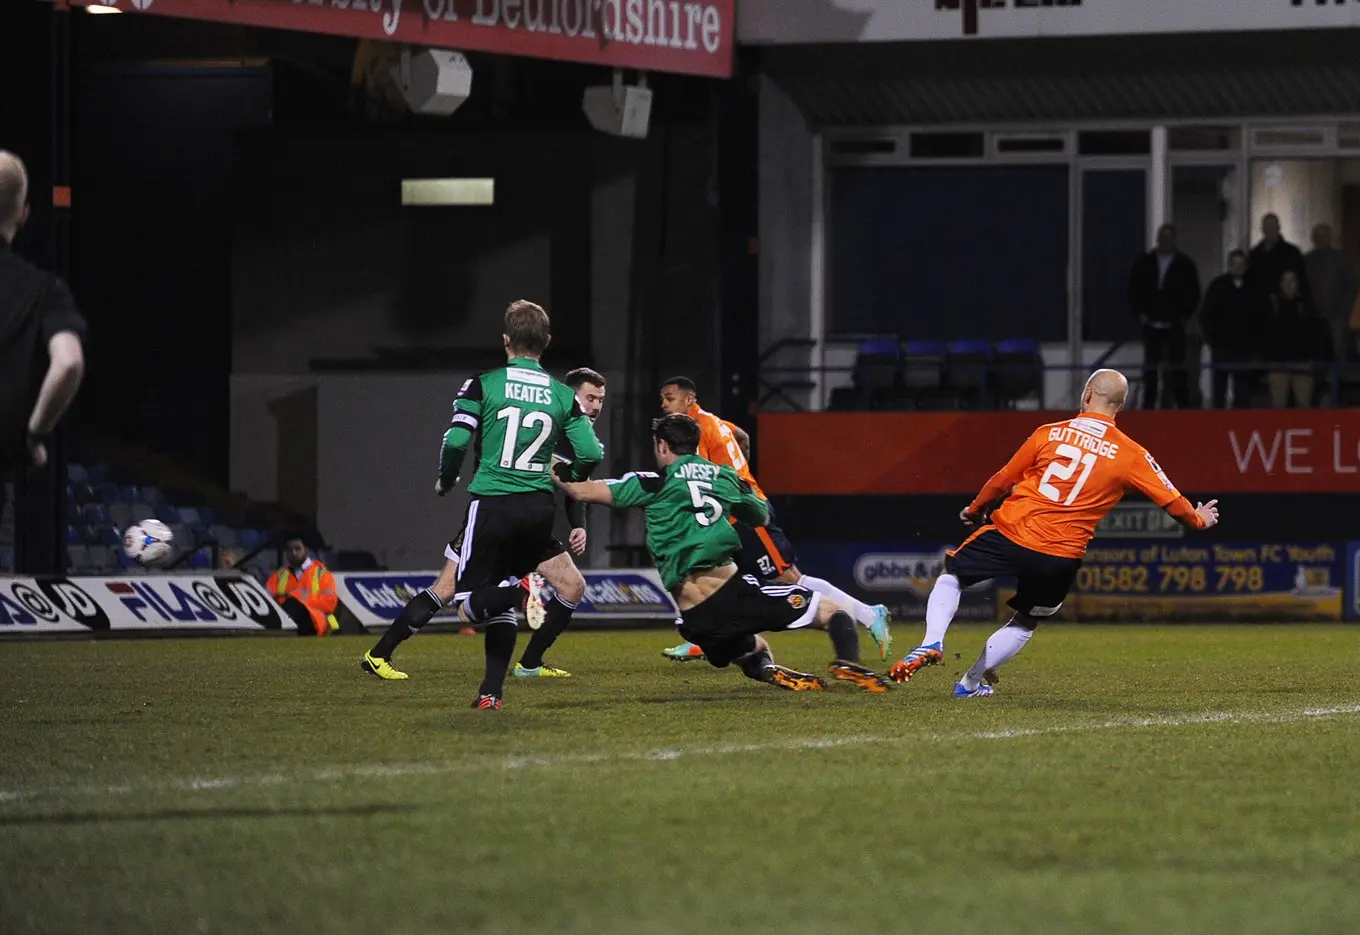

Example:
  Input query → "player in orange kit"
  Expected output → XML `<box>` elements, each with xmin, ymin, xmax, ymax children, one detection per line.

<box><xmin>890</xmin><ymin>369</ymin><xmax>1220</xmax><ymax>696</ymax></box>
<box><xmin>657</xmin><ymin>376</ymin><xmax>892</xmax><ymax>662</ymax></box>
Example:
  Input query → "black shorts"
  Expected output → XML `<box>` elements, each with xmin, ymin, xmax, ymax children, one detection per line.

<box><xmin>677</xmin><ymin>573</ymin><xmax>820</xmax><ymax>668</ymax></box>
<box><xmin>734</xmin><ymin>502</ymin><xmax>799</xmax><ymax>580</ymax></box>
<box><xmin>945</xmin><ymin>526</ymin><xmax>1080</xmax><ymax>618</ymax></box>
<box><xmin>449</xmin><ymin>492</ymin><xmax>565</xmax><ymax>597</ymax></box>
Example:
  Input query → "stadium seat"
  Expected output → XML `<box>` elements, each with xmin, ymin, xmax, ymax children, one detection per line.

<box><xmin>155</xmin><ymin>504</ymin><xmax>181</xmax><ymax>525</ymax></box>
<box><xmin>66</xmin><ymin>545</ymin><xmax>89</xmax><ymax>572</ymax></box>
<box><xmin>238</xmin><ymin>528</ymin><xmax>265</xmax><ymax>551</ymax></box>
<box><xmin>130</xmin><ymin>503</ymin><xmax>155</xmax><ymax>523</ymax></box>
<box><xmin>96</xmin><ymin>526</ymin><xmax>122</xmax><ymax>546</ymax></box>
<box><xmin>108</xmin><ymin>502</ymin><xmax>134</xmax><ymax>530</ymax></box>
<box><xmin>188</xmin><ymin>548</ymin><xmax>212</xmax><ymax>569</ymax></box>
<box><xmin>72</xmin><ymin>484</ymin><xmax>100</xmax><ymax>506</ymax></box>
<box><xmin>853</xmin><ymin>339</ymin><xmax>902</xmax><ymax>406</ymax></box>
<box><xmin>96</xmin><ymin>481</ymin><xmax>122</xmax><ymax>504</ymax></box>
<box><xmin>946</xmin><ymin>339</ymin><xmax>995</xmax><ymax>408</ymax></box>
<box><xmin>209</xmin><ymin>524</ymin><xmax>240</xmax><ymax>548</ymax></box>
<box><xmin>0</xmin><ymin>546</ymin><xmax>14</xmax><ymax>571</ymax></box>
<box><xmin>141</xmin><ymin>486</ymin><xmax>165</xmax><ymax>505</ymax></box>
<box><xmin>198</xmin><ymin>506</ymin><xmax>219</xmax><ymax>527</ymax></box>
<box><xmin>993</xmin><ymin>338</ymin><xmax>1043</xmax><ymax>408</ymax></box>
<box><xmin>121</xmin><ymin>485</ymin><xmax>144</xmax><ymax>503</ymax></box>
<box><xmin>82</xmin><ymin>504</ymin><xmax>110</xmax><ymax>525</ymax></box>
<box><xmin>900</xmin><ymin>340</ymin><xmax>948</xmax><ymax>406</ymax></box>
<box><xmin>178</xmin><ymin>507</ymin><xmax>201</xmax><ymax>526</ymax></box>
<box><xmin>67</xmin><ymin>463</ymin><xmax>89</xmax><ymax>484</ymax></box>
<box><xmin>89</xmin><ymin>545</ymin><xmax>118</xmax><ymax>571</ymax></box>
<box><xmin>80</xmin><ymin>525</ymin><xmax>104</xmax><ymax>545</ymax></box>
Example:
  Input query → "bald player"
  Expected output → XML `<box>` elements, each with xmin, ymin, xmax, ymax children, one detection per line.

<box><xmin>890</xmin><ymin>369</ymin><xmax>1220</xmax><ymax>696</ymax></box>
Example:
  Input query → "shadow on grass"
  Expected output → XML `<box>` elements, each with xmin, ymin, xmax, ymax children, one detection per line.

<box><xmin>0</xmin><ymin>802</ymin><xmax>418</xmax><ymax>827</ymax></box>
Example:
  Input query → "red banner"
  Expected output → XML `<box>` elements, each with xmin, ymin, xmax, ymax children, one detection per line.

<box><xmin>757</xmin><ymin>410</ymin><xmax>1360</xmax><ymax>495</ymax></box>
<box><xmin>63</xmin><ymin>0</ymin><xmax>734</xmax><ymax>78</ymax></box>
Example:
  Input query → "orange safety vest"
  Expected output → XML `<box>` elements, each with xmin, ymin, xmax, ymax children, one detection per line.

<box><xmin>273</xmin><ymin>563</ymin><xmax>339</xmax><ymax>634</ymax></box>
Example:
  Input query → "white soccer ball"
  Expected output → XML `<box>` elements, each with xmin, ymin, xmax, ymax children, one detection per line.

<box><xmin>123</xmin><ymin>520</ymin><xmax>174</xmax><ymax>566</ymax></box>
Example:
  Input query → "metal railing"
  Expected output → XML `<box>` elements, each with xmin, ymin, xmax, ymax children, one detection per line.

<box><xmin>757</xmin><ymin>359</ymin><xmax>1360</xmax><ymax>412</ymax></box>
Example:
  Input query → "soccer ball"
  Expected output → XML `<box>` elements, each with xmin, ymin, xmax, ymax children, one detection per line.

<box><xmin>123</xmin><ymin>520</ymin><xmax>174</xmax><ymax>566</ymax></box>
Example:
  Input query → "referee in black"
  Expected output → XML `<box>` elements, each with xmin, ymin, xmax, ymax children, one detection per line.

<box><xmin>0</xmin><ymin>151</ymin><xmax>87</xmax><ymax>573</ymax></box>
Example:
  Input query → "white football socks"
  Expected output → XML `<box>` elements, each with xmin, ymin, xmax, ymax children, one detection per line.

<box><xmin>923</xmin><ymin>573</ymin><xmax>962</xmax><ymax>646</ymax></box>
<box><xmin>960</xmin><ymin>623</ymin><xmax>1033</xmax><ymax>690</ymax></box>
<box><xmin>798</xmin><ymin>575</ymin><xmax>877</xmax><ymax>629</ymax></box>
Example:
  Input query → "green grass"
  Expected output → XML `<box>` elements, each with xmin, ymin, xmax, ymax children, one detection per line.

<box><xmin>2</xmin><ymin>624</ymin><xmax>1359</xmax><ymax>935</ymax></box>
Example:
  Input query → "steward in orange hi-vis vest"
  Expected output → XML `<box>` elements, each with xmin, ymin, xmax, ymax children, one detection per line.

<box><xmin>266</xmin><ymin>535</ymin><xmax>340</xmax><ymax>637</ymax></box>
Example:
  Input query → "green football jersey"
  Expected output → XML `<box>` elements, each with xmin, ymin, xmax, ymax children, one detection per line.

<box><xmin>604</xmin><ymin>454</ymin><xmax>769</xmax><ymax>591</ymax></box>
<box><xmin>439</xmin><ymin>357</ymin><xmax>603</xmax><ymax>497</ymax></box>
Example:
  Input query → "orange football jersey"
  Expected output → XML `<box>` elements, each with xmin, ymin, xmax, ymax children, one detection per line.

<box><xmin>967</xmin><ymin>413</ymin><xmax>1197</xmax><ymax>559</ymax></box>
<box><xmin>687</xmin><ymin>405</ymin><xmax>767</xmax><ymax>501</ymax></box>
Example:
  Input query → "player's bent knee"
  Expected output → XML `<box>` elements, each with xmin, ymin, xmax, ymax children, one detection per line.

<box><xmin>1012</xmin><ymin>604</ymin><xmax>1060</xmax><ymax>630</ymax></box>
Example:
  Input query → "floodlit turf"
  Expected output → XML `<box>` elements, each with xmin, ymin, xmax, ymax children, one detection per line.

<box><xmin>1</xmin><ymin>624</ymin><xmax>1359</xmax><ymax>935</ymax></box>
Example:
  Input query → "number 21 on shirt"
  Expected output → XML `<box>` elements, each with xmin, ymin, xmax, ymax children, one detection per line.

<box><xmin>496</xmin><ymin>405</ymin><xmax>553</xmax><ymax>472</ymax></box>
<box><xmin>1037</xmin><ymin>443</ymin><xmax>1096</xmax><ymax>505</ymax></box>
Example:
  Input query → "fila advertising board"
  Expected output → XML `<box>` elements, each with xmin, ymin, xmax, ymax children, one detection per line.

<box><xmin>333</xmin><ymin>568</ymin><xmax>678</xmax><ymax>627</ymax></box>
<box><xmin>0</xmin><ymin>574</ymin><xmax>289</xmax><ymax>633</ymax></box>
<box><xmin>57</xmin><ymin>0</ymin><xmax>735</xmax><ymax>78</ymax></box>
<box><xmin>740</xmin><ymin>0</ymin><xmax>1360</xmax><ymax>43</ymax></box>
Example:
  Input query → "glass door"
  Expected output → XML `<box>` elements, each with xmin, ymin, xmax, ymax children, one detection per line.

<box><xmin>1172</xmin><ymin>163</ymin><xmax>1241</xmax><ymax>406</ymax></box>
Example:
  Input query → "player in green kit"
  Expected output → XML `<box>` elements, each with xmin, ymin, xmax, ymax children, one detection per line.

<box><xmin>554</xmin><ymin>414</ymin><xmax>892</xmax><ymax>693</ymax></box>
<box><xmin>362</xmin><ymin>300</ymin><xmax>603</xmax><ymax>709</ymax></box>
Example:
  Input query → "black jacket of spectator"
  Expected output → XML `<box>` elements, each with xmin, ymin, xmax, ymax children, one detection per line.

<box><xmin>1263</xmin><ymin>294</ymin><xmax>1331</xmax><ymax>364</ymax></box>
<box><xmin>0</xmin><ymin>240</ymin><xmax>87</xmax><ymax>473</ymax></box>
<box><xmin>1128</xmin><ymin>250</ymin><xmax>1201</xmax><ymax>326</ymax></box>
<box><xmin>1248</xmin><ymin>238</ymin><xmax>1307</xmax><ymax>302</ymax></box>
<box><xmin>1201</xmin><ymin>274</ymin><xmax>1266</xmax><ymax>352</ymax></box>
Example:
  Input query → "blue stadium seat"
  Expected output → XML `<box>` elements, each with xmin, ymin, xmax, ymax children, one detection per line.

<box><xmin>0</xmin><ymin>546</ymin><xmax>14</xmax><ymax>571</ymax></box>
<box><xmin>96</xmin><ymin>482</ymin><xmax>122</xmax><ymax>504</ymax></box>
<box><xmin>66</xmin><ymin>525</ymin><xmax>82</xmax><ymax>545</ymax></box>
<box><xmin>198</xmin><ymin>506</ymin><xmax>219</xmax><ymax>527</ymax></box>
<box><xmin>86</xmin><ymin>463</ymin><xmax>110</xmax><ymax>484</ymax></box>
<box><xmin>156</xmin><ymin>504</ymin><xmax>181</xmax><ymax>525</ymax></box>
<box><xmin>108</xmin><ymin>502</ymin><xmax>134</xmax><ymax>531</ymax></box>
<box><xmin>73</xmin><ymin>484</ymin><xmax>100</xmax><ymax>506</ymax></box>
<box><xmin>993</xmin><ymin>338</ymin><xmax>1044</xmax><ymax>408</ymax></box>
<box><xmin>83</xmin><ymin>504</ymin><xmax>110</xmax><ymax>525</ymax></box>
<box><xmin>901</xmin><ymin>340</ymin><xmax>949</xmax><ymax>397</ymax></box>
<box><xmin>81</xmin><ymin>525</ymin><xmax>103</xmax><ymax>545</ymax></box>
<box><xmin>238</xmin><ymin>528</ymin><xmax>265</xmax><ymax>551</ymax></box>
<box><xmin>189</xmin><ymin>548</ymin><xmax>212</xmax><ymax>569</ymax></box>
<box><xmin>67</xmin><ymin>463</ymin><xmax>89</xmax><ymax>484</ymax></box>
<box><xmin>96</xmin><ymin>526</ymin><xmax>122</xmax><ymax>546</ymax></box>
<box><xmin>130</xmin><ymin>503</ymin><xmax>155</xmax><ymax>523</ymax></box>
<box><xmin>209</xmin><ymin>525</ymin><xmax>240</xmax><ymax>548</ymax></box>
<box><xmin>946</xmin><ymin>339</ymin><xmax>995</xmax><ymax>407</ymax></box>
<box><xmin>178</xmin><ymin>507</ymin><xmax>201</xmax><ymax>526</ymax></box>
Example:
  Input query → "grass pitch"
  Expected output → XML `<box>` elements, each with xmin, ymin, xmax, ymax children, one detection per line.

<box><xmin>1</xmin><ymin>624</ymin><xmax>1359</xmax><ymax>935</ymax></box>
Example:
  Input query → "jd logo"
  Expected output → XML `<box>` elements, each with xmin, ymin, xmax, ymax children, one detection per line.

<box><xmin>934</xmin><ymin>0</ymin><xmax>1083</xmax><ymax>37</ymax></box>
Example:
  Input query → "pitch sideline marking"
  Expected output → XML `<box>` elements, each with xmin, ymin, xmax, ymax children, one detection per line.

<box><xmin>3</xmin><ymin>703</ymin><xmax>1358</xmax><ymax>805</ymax></box>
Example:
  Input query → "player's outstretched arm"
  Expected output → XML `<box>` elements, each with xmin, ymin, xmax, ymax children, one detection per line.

<box><xmin>1127</xmin><ymin>449</ymin><xmax>1217</xmax><ymax>530</ymax></box>
<box><xmin>553</xmin><ymin>477</ymin><xmax>615</xmax><ymax>505</ymax></box>
<box><xmin>962</xmin><ymin>432</ymin><xmax>1041</xmax><ymax>521</ymax></box>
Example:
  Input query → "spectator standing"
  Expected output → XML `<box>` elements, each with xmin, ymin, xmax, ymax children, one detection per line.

<box><xmin>1304</xmin><ymin>223</ymin><xmax>1357</xmax><ymax>371</ymax></box>
<box><xmin>1128</xmin><ymin>223</ymin><xmax>1201</xmax><ymax>408</ymax></box>
<box><xmin>1201</xmin><ymin>249</ymin><xmax>1265</xmax><ymax>409</ymax></box>
<box><xmin>266</xmin><ymin>534</ymin><xmax>340</xmax><ymax>637</ymax></box>
<box><xmin>1249</xmin><ymin>213</ymin><xmax>1307</xmax><ymax>305</ymax></box>
<box><xmin>1263</xmin><ymin>269</ymin><xmax>1330</xmax><ymax>408</ymax></box>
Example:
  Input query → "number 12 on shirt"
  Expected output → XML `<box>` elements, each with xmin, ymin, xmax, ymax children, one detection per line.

<box><xmin>1037</xmin><ymin>442</ymin><xmax>1097</xmax><ymax>505</ymax></box>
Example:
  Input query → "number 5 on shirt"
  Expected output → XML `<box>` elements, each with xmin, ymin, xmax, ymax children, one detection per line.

<box><xmin>1037</xmin><ymin>443</ymin><xmax>1097</xmax><ymax>505</ymax></box>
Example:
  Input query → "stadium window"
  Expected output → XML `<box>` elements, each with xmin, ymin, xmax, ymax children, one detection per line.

<box><xmin>909</xmin><ymin>132</ymin><xmax>985</xmax><ymax>159</ymax></box>
<box><xmin>400</xmin><ymin>178</ymin><xmax>495</xmax><ymax>207</ymax></box>
<box><xmin>1077</xmin><ymin>130</ymin><xmax>1152</xmax><ymax>156</ymax></box>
